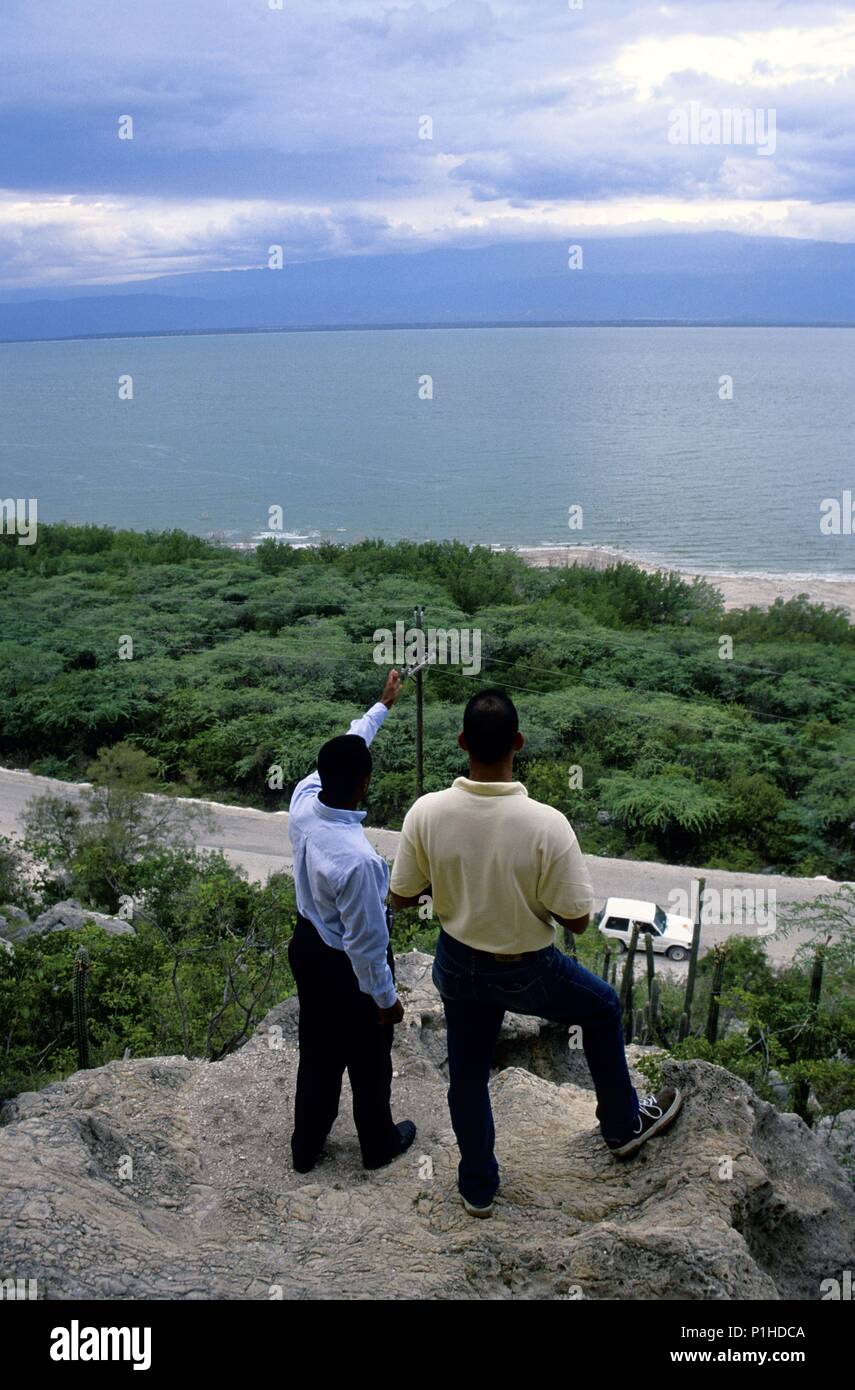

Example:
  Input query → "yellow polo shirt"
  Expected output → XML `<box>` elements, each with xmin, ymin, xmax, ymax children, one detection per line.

<box><xmin>390</xmin><ymin>777</ymin><xmax>593</xmax><ymax>954</ymax></box>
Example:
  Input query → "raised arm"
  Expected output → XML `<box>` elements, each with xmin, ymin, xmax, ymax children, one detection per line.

<box><xmin>290</xmin><ymin>669</ymin><xmax>401</xmax><ymax>811</ymax></box>
<box><xmin>346</xmin><ymin>667</ymin><xmax>400</xmax><ymax>746</ymax></box>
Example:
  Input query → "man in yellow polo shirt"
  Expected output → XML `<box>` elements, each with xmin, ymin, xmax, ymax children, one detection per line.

<box><xmin>390</xmin><ymin>689</ymin><xmax>682</xmax><ymax>1216</ymax></box>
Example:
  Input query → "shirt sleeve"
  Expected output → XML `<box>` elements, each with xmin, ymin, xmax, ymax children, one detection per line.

<box><xmin>536</xmin><ymin>823</ymin><xmax>594</xmax><ymax>921</ymax></box>
<box><xmin>336</xmin><ymin>859</ymin><xmax>398</xmax><ymax>1009</ymax></box>
<box><xmin>346</xmin><ymin>701</ymin><xmax>389</xmax><ymax>747</ymax></box>
<box><xmin>390</xmin><ymin>807</ymin><xmax>431</xmax><ymax>898</ymax></box>
<box><xmin>289</xmin><ymin>702</ymin><xmax>389</xmax><ymax>813</ymax></box>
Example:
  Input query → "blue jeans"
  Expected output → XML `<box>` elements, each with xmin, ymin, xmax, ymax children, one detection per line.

<box><xmin>432</xmin><ymin>929</ymin><xmax>640</xmax><ymax>1207</ymax></box>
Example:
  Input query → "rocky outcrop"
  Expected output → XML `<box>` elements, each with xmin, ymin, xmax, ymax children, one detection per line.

<box><xmin>0</xmin><ymin>906</ymin><xmax>29</xmax><ymax>947</ymax></box>
<box><xmin>816</xmin><ymin>1109</ymin><xmax>855</xmax><ymax>1185</ymax></box>
<box><xmin>0</xmin><ymin>898</ymin><xmax>134</xmax><ymax>944</ymax></box>
<box><xmin>0</xmin><ymin>951</ymin><xmax>852</xmax><ymax>1300</ymax></box>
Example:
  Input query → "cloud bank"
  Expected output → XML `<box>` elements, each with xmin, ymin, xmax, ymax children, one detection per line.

<box><xmin>2</xmin><ymin>0</ymin><xmax>855</xmax><ymax>288</ymax></box>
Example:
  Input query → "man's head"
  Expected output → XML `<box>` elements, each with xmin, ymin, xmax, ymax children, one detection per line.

<box><xmin>318</xmin><ymin>734</ymin><xmax>372</xmax><ymax>808</ymax></box>
<box><xmin>459</xmin><ymin>688</ymin><xmax>523</xmax><ymax>771</ymax></box>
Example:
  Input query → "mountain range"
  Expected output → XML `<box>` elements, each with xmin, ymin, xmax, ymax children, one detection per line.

<box><xmin>2</xmin><ymin>233</ymin><xmax>855</xmax><ymax>340</ymax></box>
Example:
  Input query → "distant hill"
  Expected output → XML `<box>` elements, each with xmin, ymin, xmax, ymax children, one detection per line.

<box><xmin>3</xmin><ymin>233</ymin><xmax>855</xmax><ymax>340</ymax></box>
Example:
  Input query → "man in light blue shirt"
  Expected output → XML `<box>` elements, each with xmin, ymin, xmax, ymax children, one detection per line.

<box><xmin>287</xmin><ymin>669</ymin><xmax>416</xmax><ymax>1174</ymax></box>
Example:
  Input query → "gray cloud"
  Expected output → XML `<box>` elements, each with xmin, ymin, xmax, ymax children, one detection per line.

<box><xmin>2</xmin><ymin>0</ymin><xmax>855</xmax><ymax>287</ymax></box>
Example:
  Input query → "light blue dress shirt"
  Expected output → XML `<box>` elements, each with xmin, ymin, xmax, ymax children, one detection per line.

<box><xmin>288</xmin><ymin>702</ymin><xmax>397</xmax><ymax>1009</ymax></box>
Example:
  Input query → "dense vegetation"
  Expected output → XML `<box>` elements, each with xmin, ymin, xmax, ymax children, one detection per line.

<box><xmin>0</xmin><ymin>858</ymin><xmax>297</xmax><ymax>1103</ymax></box>
<box><xmin>0</xmin><ymin>527</ymin><xmax>852</xmax><ymax>1132</ymax></box>
<box><xmin>1</xmin><ymin>790</ymin><xmax>853</xmax><ymax>1134</ymax></box>
<box><xmin>2</xmin><ymin>523</ymin><xmax>854</xmax><ymax>876</ymax></box>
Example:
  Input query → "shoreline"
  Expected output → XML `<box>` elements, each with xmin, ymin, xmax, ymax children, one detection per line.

<box><xmin>514</xmin><ymin>544</ymin><xmax>855</xmax><ymax>619</ymax></box>
<box><xmin>5</xmin><ymin>320</ymin><xmax>855</xmax><ymax>348</ymax></box>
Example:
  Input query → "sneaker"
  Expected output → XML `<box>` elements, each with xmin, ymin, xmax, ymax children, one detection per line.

<box><xmin>607</xmin><ymin>1087</ymin><xmax>683</xmax><ymax>1158</ymax></box>
<box><xmin>363</xmin><ymin>1120</ymin><xmax>417</xmax><ymax>1170</ymax></box>
<box><xmin>462</xmin><ymin>1195</ymin><xmax>494</xmax><ymax>1218</ymax></box>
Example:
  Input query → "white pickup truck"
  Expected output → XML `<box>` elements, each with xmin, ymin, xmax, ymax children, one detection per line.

<box><xmin>594</xmin><ymin>897</ymin><xmax>694</xmax><ymax>962</ymax></box>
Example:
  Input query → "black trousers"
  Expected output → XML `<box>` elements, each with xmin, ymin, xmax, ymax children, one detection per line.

<box><xmin>288</xmin><ymin>913</ymin><xmax>400</xmax><ymax>1169</ymax></box>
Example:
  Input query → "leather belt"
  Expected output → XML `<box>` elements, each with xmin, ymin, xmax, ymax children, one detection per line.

<box><xmin>439</xmin><ymin>929</ymin><xmax>543</xmax><ymax>966</ymax></box>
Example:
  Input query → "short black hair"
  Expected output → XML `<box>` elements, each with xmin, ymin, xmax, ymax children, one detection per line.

<box><xmin>318</xmin><ymin>734</ymin><xmax>372</xmax><ymax>803</ymax></box>
<box><xmin>462</xmin><ymin>688</ymin><xmax>519</xmax><ymax>764</ymax></box>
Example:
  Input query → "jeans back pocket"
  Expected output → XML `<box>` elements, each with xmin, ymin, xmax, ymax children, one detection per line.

<box><xmin>432</xmin><ymin>952</ymin><xmax>469</xmax><ymax>1002</ymax></box>
<box><xmin>477</xmin><ymin>962</ymin><xmax>546</xmax><ymax>1014</ymax></box>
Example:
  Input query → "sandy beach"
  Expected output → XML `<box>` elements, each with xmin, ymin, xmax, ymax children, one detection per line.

<box><xmin>515</xmin><ymin>545</ymin><xmax>855</xmax><ymax>620</ymax></box>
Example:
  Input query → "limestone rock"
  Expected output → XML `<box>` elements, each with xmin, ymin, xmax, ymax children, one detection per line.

<box><xmin>0</xmin><ymin>906</ymin><xmax>30</xmax><ymax>949</ymax></box>
<box><xmin>816</xmin><ymin>1109</ymin><xmax>855</xmax><ymax>1185</ymax></box>
<box><xmin>0</xmin><ymin>949</ymin><xmax>852</xmax><ymax>1300</ymax></box>
<box><xmin>13</xmin><ymin>898</ymin><xmax>135</xmax><ymax>942</ymax></box>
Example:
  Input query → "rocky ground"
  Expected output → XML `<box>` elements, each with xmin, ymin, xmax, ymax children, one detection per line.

<box><xmin>1</xmin><ymin>951</ymin><xmax>853</xmax><ymax>1300</ymax></box>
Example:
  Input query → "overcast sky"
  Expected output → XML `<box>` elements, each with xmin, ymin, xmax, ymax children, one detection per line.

<box><xmin>2</xmin><ymin>0</ymin><xmax>855</xmax><ymax>288</ymax></box>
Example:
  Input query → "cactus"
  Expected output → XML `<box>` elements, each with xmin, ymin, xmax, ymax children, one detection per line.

<box><xmin>632</xmin><ymin>1008</ymin><xmax>644</xmax><ymax>1044</ymax></box>
<box><xmin>705</xmin><ymin>944</ymin><xmax>727</xmax><ymax>1044</ymax></box>
<box><xmin>808</xmin><ymin>943</ymin><xmax>825</xmax><ymax>1013</ymax></box>
<box><xmin>643</xmin><ymin>935</ymin><xmax>660</xmax><ymax>1042</ymax></box>
<box><xmin>644</xmin><ymin>977</ymin><xmax>661</xmax><ymax>1043</ymax></box>
<box><xmin>601</xmin><ymin>948</ymin><xmax>612</xmax><ymax>982</ymax></box>
<box><xmin>73</xmin><ymin>946</ymin><xmax>91</xmax><ymax>1071</ymax></box>
<box><xmin>795</xmin><ymin>943</ymin><xmax>827</xmax><ymax>1116</ymax></box>
<box><xmin>620</xmin><ymin>923</ymin><xmax>640</xmax><ymax>1043</ymax></box>
<box><xmin>645</xmin><ymin>931</ymin><xmax>655</xmax><ymax>994</ymax></box>
<box><xmin>679</xmin><ymin>877</ymin><xmax>704</xmax><ymax>1041</ymax></box>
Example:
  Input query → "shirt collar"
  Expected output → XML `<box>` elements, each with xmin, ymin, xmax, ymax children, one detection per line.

<box><xmin>313</xmin><ymin>798</ymin><xmax>368</xmax><ymax>825</ymax></box>
<box><xmin>452</xmin><ymin>776</ymin><xmax>528</xmax><ymax>798</ymax></box>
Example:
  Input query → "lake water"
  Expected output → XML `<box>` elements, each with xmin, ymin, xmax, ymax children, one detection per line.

<box><xmin>1</xmin><ymin>325</ymin><xmax>853</xmax><ymax>575</ymax></box>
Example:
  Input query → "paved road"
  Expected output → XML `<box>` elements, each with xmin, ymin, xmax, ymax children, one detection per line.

<box><xmin>1</xmin><ymin>766</ymin><xmax>844</xmax><ymax>966</ymax></box>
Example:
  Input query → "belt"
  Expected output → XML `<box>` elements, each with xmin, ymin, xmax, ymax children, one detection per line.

<box><xmin>439</xmin><ymin>929</ymin><xmax>545</xmax><ymax>966</ymax></box>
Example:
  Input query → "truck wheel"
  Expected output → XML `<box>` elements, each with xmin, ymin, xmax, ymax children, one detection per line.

<box><xmin>667</xmin><ymin>946</ymin><xmax>688</xmax><ymax>962</ymax></box>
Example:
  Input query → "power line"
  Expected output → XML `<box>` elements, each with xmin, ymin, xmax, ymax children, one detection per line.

<box><xmin>425</xmin><ymin>655</ymin><xmax>855</xmax><ymax>766</ymax></box>
<box><xmin>483</xmin><ymin>650</ymin><xmax>854</xmax><ymax>705</ymax></box>
<box><xmin>479</xmin><ymin>654</ymin><xmax>854</xmax><ymax>734</ymax></box>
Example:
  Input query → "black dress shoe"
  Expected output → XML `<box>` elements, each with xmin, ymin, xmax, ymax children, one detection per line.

<box><xmin>292</xmin><ymin>1147</ymin><xmax>328</xmax><ymax>1175</ymax></box>
<box><xmin>363</xmin><ymin>1120</ymin><xmax>417</xmax><ymax>1170</ymax></box>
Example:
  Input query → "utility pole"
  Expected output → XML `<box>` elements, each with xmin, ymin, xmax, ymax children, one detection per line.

<box><xmin>414</xmin><ymin>605</ymin><xmax>425</xmax><ymax>798</ymax></box>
